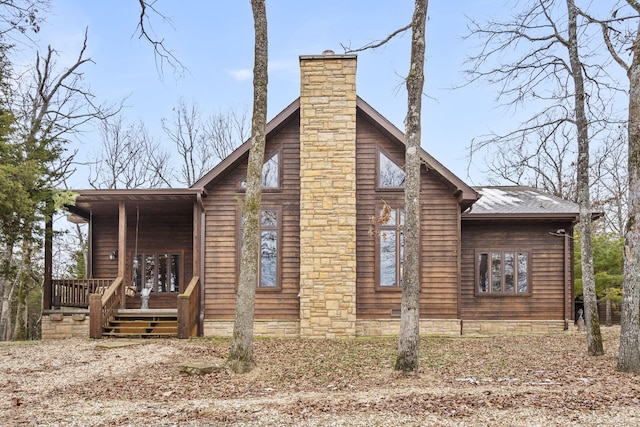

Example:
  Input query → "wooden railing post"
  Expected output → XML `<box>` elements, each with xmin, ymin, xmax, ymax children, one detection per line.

<box><xmin>177</xmin><ymin>294</ymin><xmax>189</xmax><ymax>339</ymax></box>
<box><xmin>89</xmin><ymin>294</ymin><xmax>103</xmax><ymax>338</ymax></box>
<box><xmin>177</xmin><ymin>276</ymin><xmax>200</xmax><ymax>339</ymax></box>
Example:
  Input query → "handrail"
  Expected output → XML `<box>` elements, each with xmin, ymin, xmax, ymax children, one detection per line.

<box><xmin>177</xmin><ymin>276</ymin><xmax>200</xmax><ymax>339</ymax></box>
<box><xmin>50</xmin><ymin>278</ymin><xmax>115</xmax><ymax>308</ymax></box>
<box><xmin>90</xmin><ymin>277</ymin><xmax>124</xmax><ymax>339</ymax></box>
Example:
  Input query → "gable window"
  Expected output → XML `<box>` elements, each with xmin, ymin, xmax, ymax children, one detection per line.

<box><xmin>132</xmin><ymin>252</ymin><xmax>181</xmax><ymax>293</ymax></box>
<box><xmin>239</xmin><ymin>209</ymin><xmax>279</xmax><ymax>288</ymax></box>
<box><xmin>379</xmin><ymin>207</ymin><xmax>404</xmax><ymax>287</ymax></box>
<box><xmin>477</xmin><ymin>250</ymin><xmax>529</xmax><ymax>295</ymax></box>
<box><xmin>379</xmin><ymin>150</ymin><xmax>405</xmax><ymax>188</ymax></box>
<box><xmin>240</xmin><ymin>152</ymin><xmax>279</xmax><ymax>189</ymax></box>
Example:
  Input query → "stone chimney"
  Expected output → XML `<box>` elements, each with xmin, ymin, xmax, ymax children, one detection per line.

<box><xmin>298</xmin><ymin>52</ymin><xmax>358</xmax><ymax>338</ymax></box>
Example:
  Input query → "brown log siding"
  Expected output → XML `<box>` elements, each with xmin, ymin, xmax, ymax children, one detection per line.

<box><xmin>203</xmin><ymin>115</ymin><xmax>301</xmax><ymax>320</ymax></box>
<box><xmin>461</xmin><ymin>220</ymin><xmax>573</xmax><ymax>320</ymax></box>
<box><xmin>355</xmin><ymin>112</ymin><xmax>460</xmax><ymax>320</ymax></box>
<box><xmin>203</xmin><ymin>111</ymin><xmax>466</xmax><ymax>322</ymax></box>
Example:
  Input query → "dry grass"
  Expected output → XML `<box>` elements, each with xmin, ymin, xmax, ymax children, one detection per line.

<box><xmin>1</xmin><ymin>327</ymin><xmax>638</xmax><ymax>426</ymax></box>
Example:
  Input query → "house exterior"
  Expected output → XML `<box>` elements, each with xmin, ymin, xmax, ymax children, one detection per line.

<box><xmin>42</xmin><ymin>53</ymin><xmax>581</xmax><ymax>339</ymax></box>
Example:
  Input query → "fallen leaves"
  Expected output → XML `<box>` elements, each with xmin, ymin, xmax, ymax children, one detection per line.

<box><xmin>1</xmin><ymin>327</ymin><xmax>638</xmax><ymax>426</ymax></box>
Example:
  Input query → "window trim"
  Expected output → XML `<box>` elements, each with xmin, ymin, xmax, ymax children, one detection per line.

<box><xmin>376</xmin><ymin>147</ymin><xmax>406</xmax><ymax>190</ymax></box>
<box><xmin>237</xmin><ymin>207</ymin><xmax>283</xmax><ymax>292</ymax></box>
<box><xmin>237</xmin><ymin>148</ymin><xmax>282</xmax><ymax>192</ymax></box>
<box><xmin>474</xmin><ymin>249</ymin><xmax>531</xmax><ymax>297</ymax></box>
<box><xmin>375</xmin><ymin>204</ymin><xmax>406</xmax><ymax>291</ymax></box>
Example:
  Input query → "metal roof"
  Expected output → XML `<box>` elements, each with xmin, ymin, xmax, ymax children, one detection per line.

<box><xmin>463</xmin><ymin>186</ymin><xmax>580</xmax><ymax>220</ymax></box>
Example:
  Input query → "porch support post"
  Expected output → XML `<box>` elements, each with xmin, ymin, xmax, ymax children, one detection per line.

<box><xmin>89</xmin><ymin>294</ymin><xmax>103</xmax><ymax>338</ymax></box>
<box><xmin>195</xmin><ymin>194</ymin><xmax>206</xmax><ymax>336</ymax></box>
<box><xmin>43</xmin><ymin>212</ymin><xmax>53</xmax><ymax>310</ymax></box>
<box><xmin>118</xmin><ymin>202</ymin><xmax>127</xmax><ymax>306</ymax></box>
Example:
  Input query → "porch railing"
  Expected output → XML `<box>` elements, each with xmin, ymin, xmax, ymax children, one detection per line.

<box><xmin>177</xmin><ymin>276</ymin><xmax>200</xmax><ymax>339</ymax></box>
<box><xmin>51</xmin><ymin>278</ymin><xmax>115</xmax><ymax>308</ymax></box>
<box><xmin>89</xmin><ymin>277</ymin><xmax>124</xmax><ymax>339</ymax></box>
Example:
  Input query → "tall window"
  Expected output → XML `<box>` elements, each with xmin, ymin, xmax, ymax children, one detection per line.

<box><xmin>379</xmin><ymin>208</ymin><xmax>404</xmax><ymax>287</ymax></box>
<box><xmin>240</xmin><ymin>210</ymin><xmax>279</xmax><ymax>288</ymax></box>
<box><xmin>477</xmin><ymin>250</ymin><xmax>529</xmax><ymax>294</ymax></box>
<box><xmin>379</xmin><ymin>150</ymin><xmax>405</xmax><ymax>188</ymax></box>
<box><xmin>132</xmin><ymin>253</ymin><xmax>180</xmax><ymax>293</ymax></box>
<box><xmin>241</xmin><ymin>152</ymin><xmax>279</xmax><ymax>188</ymax></box>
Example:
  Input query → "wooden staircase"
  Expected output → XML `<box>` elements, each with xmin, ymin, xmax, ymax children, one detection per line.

<box><xmin>103</xmin><ymin>309</ymin><xmax>178</xmax><ymax>338</ymax></box>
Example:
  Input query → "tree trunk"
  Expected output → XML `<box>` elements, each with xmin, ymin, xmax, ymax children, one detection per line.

<box><xmin>605</xmin><ymin>286</ymin><xmax>612</xmax><ymax>327</ymax></box>
<box><xmin>0</xmin><ymin>243</ymin><xmax>15</xmax><ymax>341</ymax></box>
<box><xmin>618</xmin><ymin>15</ymin><xmax>640</xmax><ymax>374</ymax></box>
<box><xmin>567</xmin><ymin>0</ymin><xmax>603</xmax><ymax>356</ymax></box>
<box><xmin>395</xmin><ymin>0</ymin><xmax>428</xmax><ymax>375</ymax></box>
<box><xmin>229</xmin><ymin>0</ymin><xmax>268</xmax><ymax>374</ymax></box>
<box><xmin>13</xmin><ymin>241</ymin><xmax>33</xmax><ymax>341</ymax></box>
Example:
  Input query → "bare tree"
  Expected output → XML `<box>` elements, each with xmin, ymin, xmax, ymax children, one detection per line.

<box><xmin>479</xmin><ymin>125</ymin><xmax>577</xmax><ymax>200</ymax></box>
<box><xmin>619</xmin><ymin>9</ymin><xmax>640</xmax><ymax>367</ymax></box>
<box><xmin>591</xmin><ymin>127</ymin><xmax>628</xmax><ymax>236</ymax></box>
<box><xmin>136</xmin><ymin>0</ymin><xmax>184</xmax><ymax>76</ymax></box>
<box><xmin>567</xmin><ymin>0</ymin><xmax>603</xmax><ymax>355</ymax></box>
<box><xmin>577</xmin><ymin>0</ymin><xmax>640</xmax><ymax>372</ymax></box>
<box><xmin>393</xmin><ymin>0</ymin><xmax>428</xmax><ymax>375</ymax></box>
<box><xmin>0</xmin><ymin>29</ymin><xmax>114</xmax><ymax>340</ymax></box>
<box><xmin>162</xmin><ymin>100</ymin><xmax>247</xmax><ymax>186</ymax></box>
<box><xmin>89</xmin><ymin>115</ymin><xmax>171</xmax><ymax>189</ymax></box>
<box><xmin>205</xmin><ymin>106</ymin><xmax>249</xmax><ymax>161</ymax></box>
<box><xmin>229</xmin><ymin>0</ymin><xmax>268</xmax><ymax>374</ymax></box>
<box><xmin>466</xmin><ymin>0</ymin><xmax>608</xmax><ymax>355</ymax></box>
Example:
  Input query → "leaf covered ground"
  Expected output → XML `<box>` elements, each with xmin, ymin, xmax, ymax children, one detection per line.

<box><xmin>1</xmin><ymin>327</ymin><xmax>638</xmax><ymax>426</ymax></box>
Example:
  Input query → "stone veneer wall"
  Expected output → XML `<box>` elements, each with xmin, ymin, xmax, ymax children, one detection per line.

<box><xmin>203</xmin><ymin>320</ymin><xmax>300</xmax><ymax>338</ymax></box>
<box><xmin>41</xmin><ymin>310</ymin><xmax>90</xmax><ymax>339</ymax></box>
<box><xmin>298</xmin><ymin>53</ymin><xmax>358</xmax><ymax>338</ymax></box>
<box><xmin>461</xmin><ymin>320</ymin><xmax>566</xmax><ymax>335</ymax></box>
<box><xmin>357</xmin><ymin>319</ymin><xmax>462</xmax><ymax>336</ymax></box>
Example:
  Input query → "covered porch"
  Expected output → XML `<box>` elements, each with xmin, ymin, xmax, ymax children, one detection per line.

<box><xmin>43</xmin><ymin>189</ymin><xmax>206</xmax><ymax>339</ymax></box>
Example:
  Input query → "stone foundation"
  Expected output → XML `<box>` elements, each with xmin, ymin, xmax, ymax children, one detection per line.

<box><xmin>203</xmin><ymin>319</ymin><xmax>300</xmax><ymax>338</ymax></box>
<box><xmin>203</xmin><ymin>318</ymin><xmax>566</xmax><ymax>337</ymax></box>
<box><xmin>356</xmin><ymin>319</ymin><xmax>462</xmax><ymax>336</ymax></box>
<box><xmin>41</xmin><ymin>310</ymin><xmax>90</xmax><ymax>339</ymax></box>
<box><xmin>461</xmin><ymin>319</ymin><xmax>567</xmax><ymax>335</ymax></box>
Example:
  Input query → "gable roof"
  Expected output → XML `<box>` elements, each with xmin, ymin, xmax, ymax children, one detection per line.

<box><xmin>463</xmin><ymin>186</ymin><xmax>580</xmax><ymax>220</ymax></box>
<box><xmin>191</xmin><ymin>96</ymin><xmax>479</xmax><ymax>209</ymax></box>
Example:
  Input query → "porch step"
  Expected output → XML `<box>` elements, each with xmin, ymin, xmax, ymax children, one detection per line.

<box><xmin>103</xmin><ymin>309</ymin><xmax>178</xmax><ymax>338</ymax></box>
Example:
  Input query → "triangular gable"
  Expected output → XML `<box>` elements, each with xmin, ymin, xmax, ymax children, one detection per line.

<box><xmin>191</xmin><ymin>96</ymin><xmax>480</xmax><ymax>210</ymax></box>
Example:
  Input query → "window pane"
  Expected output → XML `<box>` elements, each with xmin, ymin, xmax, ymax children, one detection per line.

<box><xmin>491</xmin><ymin>253</ymin><xmax>502</xmax><ymax>292</ymax></box>
<box><xmin>261</xmin><ymin>210</ymin><xmax>277</xmax><ymax>227</ymax></box>
<box><xmin>242</xmin><ymin>153</ymin><xmax>279</xmax><ymax>188</ymax></box>
<box><xmin>518</xmin><ymin>253</ymin><xmax>528</xmax><ymax>293</ymax></box>
<box><xmin>262</xmin><ymin>153</ymin><xmax>279</xmax><ymax>187</ymax></box>
<box><xmin>170</xmin><ymin>254</ymin><xmax>180</xmax><ymax>292</ymax></box>
<box><xmin>379</xmin><ymin>151</ymin><xmax>405</xmax><ymax>187</ymax></box>
<box><xmin>133</xmin><ymin>255</ymin><xmax>142</xmax><ymax>292</ymax></box>
<box><xmin>504</xmin><ymin>252</ymin><xmax>515</xmax><ymax>293</ymax></box>
<box><xmin>260</xmin><ymin>231</ymin><xmax>277</xmax><ymax>287</ymax></box>
<box><xmin>158</xmin><ymin>254</ymin><xmax>168</xmax><ymax>292</ymax></box>
<box><xmin>145</xmin><ymin>254</ymin><xmax>155</xmax><ymax>291</ymax></box>
<box><xmin>478</xmin><ymin>253</ymin><xmax>488</xmax><ymax>293</ymax></box>
<box><xmin>380</xmin><ymin>232</ymin><xmax>397</xmax><ymax>286</ymax></box>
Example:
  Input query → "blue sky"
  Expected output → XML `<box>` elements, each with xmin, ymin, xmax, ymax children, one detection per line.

<box><xmin>33</xmin><ymin>0</ymin><xmax>524</xmax><ymax>188</ymax></box>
